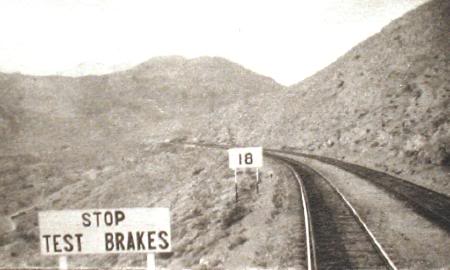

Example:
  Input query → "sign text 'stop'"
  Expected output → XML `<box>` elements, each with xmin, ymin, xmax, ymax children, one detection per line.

<box><xmin>38</xmin><ymin>208</ymin><xmax>171</xmax><ymax>255</ymax></box>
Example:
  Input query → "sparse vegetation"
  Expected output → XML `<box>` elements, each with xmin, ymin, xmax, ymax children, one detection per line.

<box><xmin>227</xmin><ymin>235</ymin><xmax>248</xmax><ymax>250</ymax></box>
<box><xmin>221</xmin><ymin>204</ymin><xmax>249</xmax><ymax>229</ymax></box>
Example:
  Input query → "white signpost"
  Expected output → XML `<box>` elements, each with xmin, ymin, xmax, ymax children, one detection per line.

<box><xmin>228</xmin><ymin>147</ymin><xmax>263</xmax><ymax>201</ymax></box>
<box><xmin>39</xmin><ymin>208</ymin><xmax>171</xmax><ymax>270</ymax></box>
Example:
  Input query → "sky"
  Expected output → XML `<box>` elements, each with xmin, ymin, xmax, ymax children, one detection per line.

<box><xmin>0</xmin><ymin>0</ymin><xmax>429</xmax><ymax>85</ymax></box>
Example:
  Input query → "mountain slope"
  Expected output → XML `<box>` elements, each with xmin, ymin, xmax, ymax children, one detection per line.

<box><xmin>0</xmin><ymin>56</ymin><xmax>283</xmax><ymax>160</ymax></box>
<box><xmin>0</xmin><ymin>57</ymin><xmax>285</xmax><ymax>268</ymax></box>
<box><xmin>252</xmin><ymin>0</ymin><xmax>449</xmax><ymax>192</ymax></box>
<box><xmin>1</xmin><ymin>0</ymin><xmax>447</xmax><ymax>190</ymax></box>
<box><xmin>3</xmin><ymin>0</ymin><xmax>447</xmax><ymax>172</ymax></box>
<box><xmin>181</xmin><ymin>0</ymin><xmax>449</xmax><ymax>193</ymax></box>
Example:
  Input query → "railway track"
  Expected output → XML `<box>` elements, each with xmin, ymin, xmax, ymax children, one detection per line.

<box><xmin>268</xmin><ymin>153</ymin><xmax>397</xmax><ymax>270</ymax></box>
<box><xmin>173</xmin><ymin>142</ymin><xmax>449</xmax><ymax>268</ymax></box>
<box><xmin>269</xmin><ymin>149</ymin><xmax>450</xmax><ymax>232</ymax></box>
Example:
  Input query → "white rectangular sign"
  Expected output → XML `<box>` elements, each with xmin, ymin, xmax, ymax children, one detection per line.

<box><xmin>38</xmin><ymin>208</ymin><xmax>171</xmax><ymax>255</ymax></box>
<box><xmin>228</xmin><ymin>147</ymin><xmax>263</xmax><ymax>169</ymax></box>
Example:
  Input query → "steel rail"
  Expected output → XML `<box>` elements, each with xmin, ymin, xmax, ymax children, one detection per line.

<box><xmin>285</xmin><ymin>162</ymin><xmax>317</xmax><ymax>270</ymax></box>
<box><xmin>268</xmin><ymin>148</ymin><xmax>450</xmax><ymax>231</ymax></box>
<box><xmin>270</xmin><ymin>153</ymin><xmax>398</xmax><ymax>270</ymax></box>
<box><xmin>310</xmin><ymin>163</ymin><xmax>398</xmax><ymax>270</ymax></box>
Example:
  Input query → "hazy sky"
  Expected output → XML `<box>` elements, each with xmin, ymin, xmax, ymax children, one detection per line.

<box><xmin>0</xmin><ymin>0</ymin><xmax>429</xmax><ymax>85</ymax></box>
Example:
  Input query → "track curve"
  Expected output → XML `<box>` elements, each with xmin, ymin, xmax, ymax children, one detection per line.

<box><xmin>268</xmin><ymin>153</ymin><xmax>397</xmax><ymax>270</ymax></box>
<box><xmin>268</xmin><ymin>149</ymin><xmax>450</xmax><ymax>232</ymax></box>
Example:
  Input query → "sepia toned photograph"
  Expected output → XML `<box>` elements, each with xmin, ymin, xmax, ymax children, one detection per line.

<box><xmin>0</xmin><ymin>0</ymin><xmax>449</xmax><ymax>269</ymax></box>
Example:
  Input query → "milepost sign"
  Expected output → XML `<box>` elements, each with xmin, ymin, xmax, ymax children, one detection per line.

<box><xmin>228</xmin><ymin>147</ymin><xmax>264</xmax><ymax>201</ymax></box>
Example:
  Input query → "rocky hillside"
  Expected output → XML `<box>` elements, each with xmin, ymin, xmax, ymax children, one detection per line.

<box><xmin>282</xmin><ymin>0</ymin><xmax>449</xmax><ymax>160</ymax></box>
<box><xmin>0</xmin><ymin>57</ymin><xmax>287</xmax><ymax>268</ymax></box>
<box><xmin>279</xmin><ymin>0</ymin><xmax>450</xmax><ymax>191</ymax></box>
<box><xmin>195</xmin><ymin>0</ymin><xmax>449</xmax><ymax>193</ymax></box>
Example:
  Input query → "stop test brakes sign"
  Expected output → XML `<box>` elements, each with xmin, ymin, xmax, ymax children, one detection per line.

<box><xmin>38</xmin><ymin>208</ymin><xmax>171</xmax><ymax>255</ymax></box>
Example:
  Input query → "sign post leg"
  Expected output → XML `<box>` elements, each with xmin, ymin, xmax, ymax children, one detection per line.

<box><xmin>234</xmin><ymin>169</ymin><xmax>238</xmax><ymax>202</ymax></box>
<box><xmin>147</xmin><ymin>253</ymin><xmax>156</xmax><ymax>270</ymax></box>
<box><xmin>256</xmin><ymin>168</ymin><xmax>260</xmax><ymax>194</ymax></box>
<box><xmin>59</xmin><ymin>256</ymin><xmax>68</xmax><ymax>270</ymax></box>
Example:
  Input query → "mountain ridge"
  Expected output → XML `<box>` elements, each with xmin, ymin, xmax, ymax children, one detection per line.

<box><xmin>0</xmin><ymin>0</ymin><xmax>448</xmax><ymax>187</ymax></box>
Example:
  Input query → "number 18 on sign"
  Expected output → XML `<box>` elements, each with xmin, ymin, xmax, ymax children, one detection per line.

<box><xmin>228</xmin><ymin>147</ymin><xmax>263</xmax><ymax>201</ymax></box>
